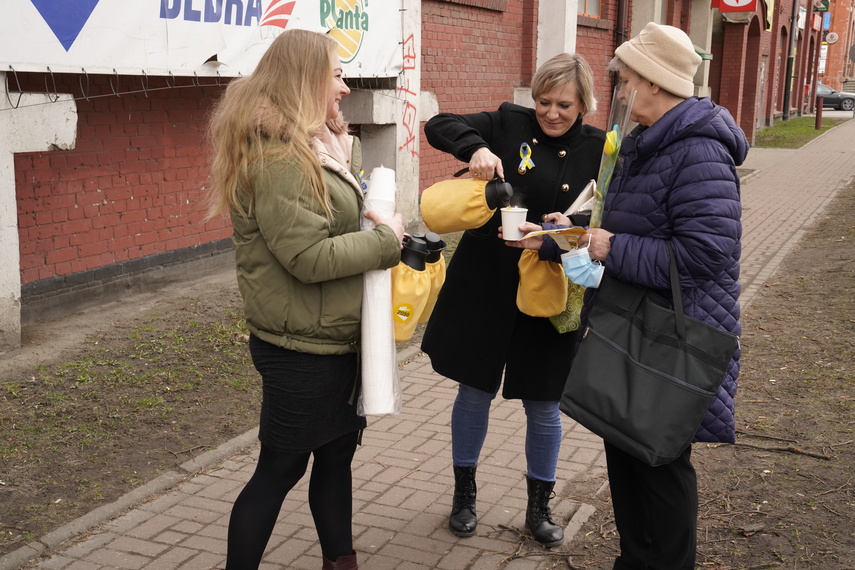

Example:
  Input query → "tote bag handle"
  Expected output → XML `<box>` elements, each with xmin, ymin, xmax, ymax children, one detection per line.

<box><xmin>666</xmin><ymin>242</ymin><xmax>688</xmax><ymax>342</ymax></box>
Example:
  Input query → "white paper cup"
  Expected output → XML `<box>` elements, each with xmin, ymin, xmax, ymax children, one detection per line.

<box><xmin>501</xmin><ymin>207</ymin><xmax>528</xmax><ymax>241</ymax></box>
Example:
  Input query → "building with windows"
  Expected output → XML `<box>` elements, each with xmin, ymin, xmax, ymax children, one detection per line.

<box><xmin>0</xmin><ymin>0</ymin><xmax>834</xmax><ymax>352</ymax></box>
<box><xmin>817</xmin><ymin>0</ymin><xmax>855</xmax><ymax>90</ymax></box>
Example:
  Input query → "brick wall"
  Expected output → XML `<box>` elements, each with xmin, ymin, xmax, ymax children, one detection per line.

<box><xmin>419</xmin><ymin>0</ymin><xmax>620</xmax><ymax>192</ymax></box>
<box><xmin>819</xmin><ymin>0</ymin><xmax>855</xmax><ymax>90</ymax></box>
<box><xmin>577</xmin><ymin>1</ymin><xmax>621</xmax><ymax>131</ymax></box>
<box><xmin>419</xmin><ymin>0</ymin><xmax>533</xmax><ymax>189</ymax></box>
<box><xmin>14</xmin><ymin>73</ymin><xmax>231</xmax><ymax>286</ymax></box>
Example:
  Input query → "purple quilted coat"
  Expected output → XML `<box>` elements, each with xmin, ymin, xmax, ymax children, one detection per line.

<box><xmin>600</xmin><ymin>97</ymin><xmax>748</xmax><ymax>444</ymax></box>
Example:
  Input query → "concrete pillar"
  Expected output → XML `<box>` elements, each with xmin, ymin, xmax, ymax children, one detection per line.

<box><xmin>514</xmin><ymin>0</ymin><xmax>583</xmax><ymax>107</ymax></box>
<box><xmin>630</xmin><ymin>0</ymin><xmax>667</xmax><ymax>38</ymax></box>
<box><xmin>537</xmin><ymin>0</ymin><xmax>580</xmax><ymax>64</ymax></box>
<box><xmin>0</xmin><ymin>73</ymin><xmax>77</xmax><ymax>353</ymax></box>
<box><xmin>340</xmin><ymin>0</ymin><xmax>433</xmax><ymax>230</ymax></box>
<box><xmin>690</xmin><ymin>0</ymin><xmax>715</xmax><ymax>97</ymax></box>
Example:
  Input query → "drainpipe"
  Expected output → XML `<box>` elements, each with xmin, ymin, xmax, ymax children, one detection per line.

<box><xmin>616</xmin><ymin>0</ymin><xmax>629</xmax><ymax>47</ymax></box>
<box><xmin>782</xmin><ymin>0</ymin><xmax>801</xmax><ymax>120</ymax></box>
<box><xmin>799</xmin><ymin>0</ymin><xmax>815</xmax><ymax>116</ymax></box>
<box><xmin>612</xmin><ymin>0</ymin><xmax>629</xmax><ymax>98</ymax></box>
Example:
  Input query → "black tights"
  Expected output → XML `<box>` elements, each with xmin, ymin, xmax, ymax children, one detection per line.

<box><xmin>225</xmin><ymin>431</ymin><xmax>359</xmax><ymax>569</ymax></box>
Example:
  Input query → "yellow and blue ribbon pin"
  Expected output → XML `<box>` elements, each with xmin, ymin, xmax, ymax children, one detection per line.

<box><xmin>518</xmin><ymin>142</ymin><xmax>535</xmax><ymax>174</ymax></box>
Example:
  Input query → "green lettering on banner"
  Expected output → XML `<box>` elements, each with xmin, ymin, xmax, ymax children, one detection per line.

<box><xmin>320</xmin><ymin>0</ymin><xmax>333</xmax><ymax>24</ymax></box>
<box><xmin>320</xmin><ymin>0</ymin><xmax>369</xmax><ymax>31</ymax></box>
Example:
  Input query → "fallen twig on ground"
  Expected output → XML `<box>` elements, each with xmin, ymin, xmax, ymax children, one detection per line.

<box><xmin>728</xmin><ymin>443</ymin><xmax>832</xmax><ymax>460</ymax></box>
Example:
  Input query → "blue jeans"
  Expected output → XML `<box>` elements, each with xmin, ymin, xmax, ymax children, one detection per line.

<box><xmin>451</xmin><ymin>383</ymin><xmax>562</xmax><ymax>481</ymax></box>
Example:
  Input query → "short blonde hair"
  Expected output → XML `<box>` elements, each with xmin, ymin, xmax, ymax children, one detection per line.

<box><xmin>531</xmin><ymin>53</ymin><xmax>597</xmax><ymax>115</ymax></box>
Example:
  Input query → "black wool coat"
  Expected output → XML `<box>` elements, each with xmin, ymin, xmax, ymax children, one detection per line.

<box><xmin>421</xmin><ymin>103</ymin><xmax>605</xmax><ymax>400</ymax></box>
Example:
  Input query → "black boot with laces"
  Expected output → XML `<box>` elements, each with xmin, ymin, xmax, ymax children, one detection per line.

<box><xmin>525</xmin><ymin>475</ymin><xmax>564</xmax><ymax>547</ymax></box>
<box><xmin>449</xmin><ymin>465</ymin><xmax>477</xmax><ymax>537</ymax></box>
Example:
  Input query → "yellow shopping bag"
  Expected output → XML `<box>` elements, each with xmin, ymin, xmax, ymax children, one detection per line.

<box><xmin>515</xmin><ymin>249</ymin><xmax>568</xmax><ymax>318</ymax></box>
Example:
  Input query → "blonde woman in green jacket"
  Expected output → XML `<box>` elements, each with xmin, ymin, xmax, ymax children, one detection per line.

<box><xmin>207</xmin><ymin>30</ymin><xmax>404</xmax><ymax>570</ymax></box>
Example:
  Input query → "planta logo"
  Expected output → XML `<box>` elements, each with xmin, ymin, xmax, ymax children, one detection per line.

<box><xmin>321</xmin><ymin>0</ymin><xmax>369</xmax><ymax>63</ymax></box>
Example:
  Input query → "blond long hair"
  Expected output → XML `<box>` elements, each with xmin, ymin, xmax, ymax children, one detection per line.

<box><xmin>207</xmin><ymin>29</ymin><xmax>345</xmax><ymax>219</ymax></box>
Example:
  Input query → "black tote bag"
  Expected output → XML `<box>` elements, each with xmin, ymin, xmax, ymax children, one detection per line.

<box><xmin>560</xmin><ymin>244</ymin><xmax>739</xmax><ymax>466</ymax></box>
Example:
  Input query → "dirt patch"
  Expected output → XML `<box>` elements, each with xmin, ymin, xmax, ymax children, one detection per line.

<box><xmin>563</xmin><ymin>183</ymin><xmax>855</xmax><ymax>569</ymax></box>
<box><xmin>0</xmin><ymin>272</ymin><xmax>261</xmax><ymax>556</ymax></box>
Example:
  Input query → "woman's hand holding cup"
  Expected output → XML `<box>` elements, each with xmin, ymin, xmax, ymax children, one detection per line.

<box><xmin>502</xmin><ymin>221</ymin><xmax>544</xmax><ymax>250</ymax></box>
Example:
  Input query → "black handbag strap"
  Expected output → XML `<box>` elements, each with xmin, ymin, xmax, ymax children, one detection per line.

<box><xmin>667</xmin><ymin>242</ymin><xmax>687</xmax><ymax>341</ymax></box>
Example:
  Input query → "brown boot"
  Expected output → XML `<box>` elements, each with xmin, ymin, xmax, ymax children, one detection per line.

<box><xmin>322</xmin><ymin>551</ymin><xmax>358</xmax><ymax>569</ymax></box>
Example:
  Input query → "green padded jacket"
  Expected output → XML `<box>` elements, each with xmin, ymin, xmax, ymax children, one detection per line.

<box><xmin>230</xmin><ymin>136</ymin><xmax>401</xmax><ymax>355</ymax></box>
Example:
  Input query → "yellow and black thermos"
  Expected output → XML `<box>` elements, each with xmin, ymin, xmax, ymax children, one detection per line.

<box><xmin>391</xmin><ymin>235</ymin><xmax>431</xmax><ymax>342</ymax></box>
<box><xmin>418</xmin><ymin>232</ymin><xmax>447</xmax><ymax>323</ymax></box>
<box><xmin>420</xmin><ymin>175</ymin><xmax>514</xmax><ymax>234</ymax></box>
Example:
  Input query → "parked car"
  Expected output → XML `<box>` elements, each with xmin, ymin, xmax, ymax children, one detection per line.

<box><xmin>816</xmin><ymin>83</ymin><xmax>855</xmax><ymax>111</ymax></box>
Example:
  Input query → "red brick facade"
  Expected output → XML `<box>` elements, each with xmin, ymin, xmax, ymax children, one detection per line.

<box><xmin>710</xmin><ymin>0</ymin><xmax>823</xmax><ymax>140</ymax></box>
<box><xmin>419</xmin><ymin>0</ymin><xmax>622</xmax><ymax>191</ymax></box>
<box><xmin>576</xmin><ymin>6</ymin><xmax>623</xmax><ymax>128</ymax></box>
<box><xmin>14</xmin><ymin>74</ymin><xmax>231</xmax><ymax>286</ymax></box>
<box><xmin>818</xmin><ymin>0</ymin><xmax>855</xmax><ymax>90</ymax></box>
<box><xmin>419</xmin><ymin>0</ymin><xmax>535</xmax><ymax>189</ymax></box>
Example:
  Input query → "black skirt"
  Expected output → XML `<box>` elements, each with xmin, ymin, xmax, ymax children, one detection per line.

<box><xmin>249</xmin><ymin>335</ymin><xmax>366</xmax><ymax>453</ymax></box>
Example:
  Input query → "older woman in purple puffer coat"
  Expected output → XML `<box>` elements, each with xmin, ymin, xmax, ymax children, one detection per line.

<box><xmin>580</xmin><ymin>24</ymin><xmax>748</xmax><ymax>570</ymax></box>
<box><xmin>512</xmin><ymin>22</ymin><xmax>748</xmax><ymax>570</ymax></box>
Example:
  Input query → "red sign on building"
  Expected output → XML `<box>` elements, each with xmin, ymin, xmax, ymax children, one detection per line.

<box><xmin>714</xmin><ymin>0</ymin><xmax>758</xmax><ymax>11</ymax></box>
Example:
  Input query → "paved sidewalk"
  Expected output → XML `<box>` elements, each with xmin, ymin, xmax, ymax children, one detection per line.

<box><xmin>4</xmin><ymin>118</ymin><xmax>855</xmax><ymax>570</ymax></box>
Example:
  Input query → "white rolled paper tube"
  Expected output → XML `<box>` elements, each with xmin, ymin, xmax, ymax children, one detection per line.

<box><xmin>360</xmin><ymin>167</ymin><xmax>400</xmax><ymax>415</ymax></box>
<box><xmin>360</xmin><ymin>269</ymin><xmax>400</xmax><ymax>415</ymax></box>
<box><xmin>366</xmin><ymin>166</ymin><xmax>397</xmax><ymax>204</ymax></box>
<box><xmin>361</xmin><ymin>167</ymin><xmax>395</xmax><ymax>229</ymax></box>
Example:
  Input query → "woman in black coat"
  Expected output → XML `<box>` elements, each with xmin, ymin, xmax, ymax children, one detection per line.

<box><xmin>421</xmin><ymin>52</ymin><xmax>604</xmax><ymax>546</ymax></box>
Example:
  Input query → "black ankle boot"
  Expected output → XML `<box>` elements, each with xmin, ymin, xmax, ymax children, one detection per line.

<box><xmin>525</xmin><ymin>475</ymin><xmax>564</xmax><ymax>547</ymax></box>
<box><xmin>449</xmin><ymin>465</ymin><xmax>477</xmax><ymax>537</ymax></box>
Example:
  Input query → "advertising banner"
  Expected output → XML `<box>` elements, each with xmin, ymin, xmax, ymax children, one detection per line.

<box><xmin>0</xmin><ymin>0</ymin><xmax>402</xmax><ymax>78</ymax></box>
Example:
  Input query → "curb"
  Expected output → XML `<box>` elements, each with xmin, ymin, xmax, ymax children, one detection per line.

<box><xmin>0</xmin><ymin>472</ymin><xmax>186</xmax><ymax>570</ymax></box>
<box><xmin>0</xmin><ymin>346</ymin><xmax>426</xmax><ymax>570</ymax></box>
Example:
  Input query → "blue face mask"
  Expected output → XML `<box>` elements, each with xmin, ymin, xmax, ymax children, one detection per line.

<box><xmin>561</xmin><ymin>246</ymin><xmax>604</xmax><ymax>289</ymax></box>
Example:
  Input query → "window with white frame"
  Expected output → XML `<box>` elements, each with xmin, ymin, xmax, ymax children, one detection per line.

<box><xmin>578</xmin><ymin>0</ymin><xmax>600</xmax><ymax>17</ymax></box>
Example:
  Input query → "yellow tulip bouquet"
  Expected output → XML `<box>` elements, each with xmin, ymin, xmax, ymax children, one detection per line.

<box><xmin>590</xmin><ymin>84</ymin><xmax>637</xmax><ymax>229</ymax></box>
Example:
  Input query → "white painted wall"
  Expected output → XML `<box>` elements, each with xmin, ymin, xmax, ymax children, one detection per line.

<box><xmin>0</xmin><ymin>73</ymin><xmax>77</xmax><ymax>353</ymax></box>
